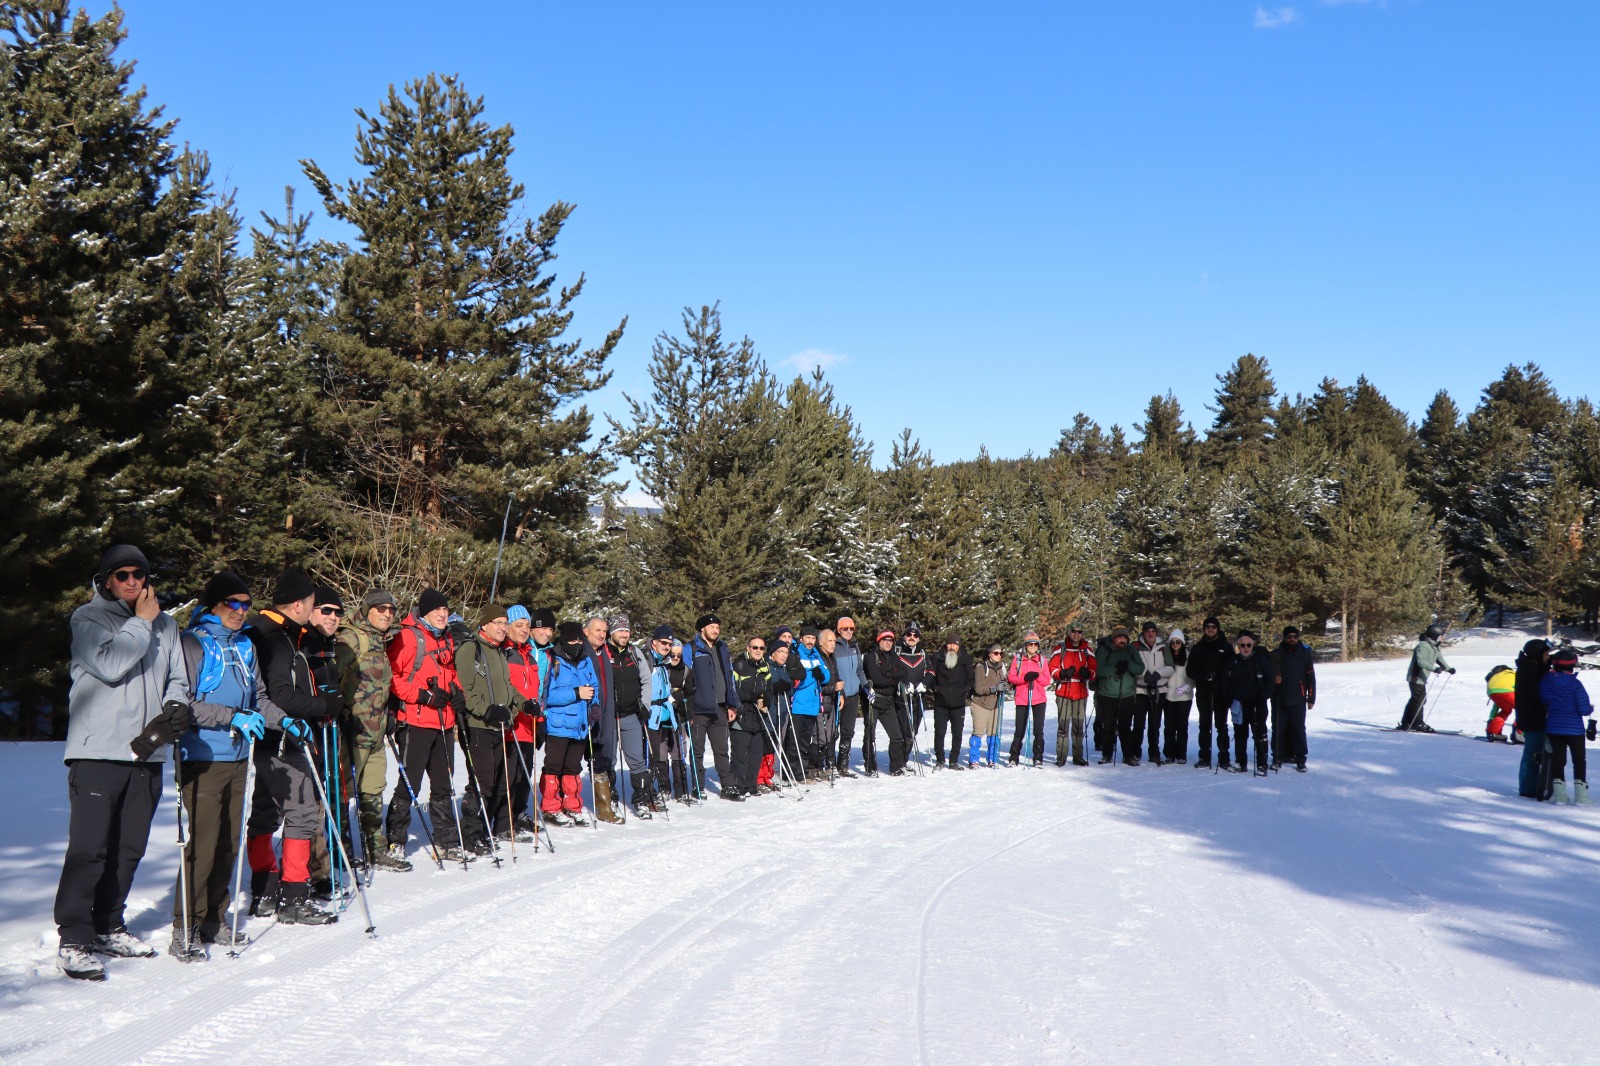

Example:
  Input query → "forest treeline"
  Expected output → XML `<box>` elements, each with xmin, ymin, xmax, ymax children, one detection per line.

<box><xmin>2</xmin><ymin>5</ymin><xmax>1591</xmax><ymax>731</ymax></box>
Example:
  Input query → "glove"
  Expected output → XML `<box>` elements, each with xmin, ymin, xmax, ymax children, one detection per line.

<box><xmin>281</xmin><ymin>717</ymin><xmax>312</xmax><ymax>743</ymax></box>
<box><xmin>863</xmin><ymin>689</ymin><xmax>874</xmax><ymax>706</ymax></box>
<box><xmin>1447</xmin><ymin>667</ymin><xmax>1456</xmax><ymax>675</ymax></box>
<box><xmin>418</xmin><ymin>685</ymin><xmax>449</xmax><ymax>709</ymax></box>
<box><xmin>129</xmin><ymin>701</ymin><xmax>193</xmax><ymax>760</ymax></box>
<box><xmin>915</xmin><ymin>683</ymin><xmax>927</xmax><ymax>694</ymax></box>
<box><xmin>230</xmin><ymin>710</ymin><xmax>266</xmax><ymax>742</ymax></box>
<box><xmin>1143</xmin><ymin>671</ymin><xmax>1160</xmax><ymax>690</ymax></box>
<box><xmin>587</xmin><ymin>702</ymin><xmax>603</xmax><ymax>724</ymax></box>
<box><xmin>1588</xmin><ymin>720</ymin><xmax>1596</xmax><ymax>742</ymax></box>
<box><xmin>485</xmin><ymin>704</ymin><xmax>512</xmax><ymax>726</ymax></box>
<box><xmin>1023</xmin><ymin>670</ymin><xmax>1039</xmax><ymax>685</ymax></box>
<box><xmin>811</xmin><ymin>667</ymin><xmax>825</xmax><ymax>683</ymax></box>
<box><xmin>318</xmin><ymin>689</ymin><xmax>345</xmax><ymax>719</ymax></box>
<box><xmin>1115</xmin><ymin>660</ymin><xmax>1129</xmax><ymax>676</ymax></box>
<box><xmin>448</xmin><ymin>683</ymin><xmax>468</xmax><ymax>715</ymax></box>
<box><xmin>523</xmin><ymin>698</ymin><xmax>541</xmax><ymax>717</ymax></box>
<box><xmin>386</xmin><ymin>713</ymin><xmax>401</xmax><ymax>737</ymax></box>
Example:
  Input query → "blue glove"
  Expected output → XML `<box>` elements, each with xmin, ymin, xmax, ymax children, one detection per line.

<box><xmin>282</xmin><ymin>717</ymin><xmax>312</xmax><ymax>742</ymax></box>
<box><xmin>230</xmin><ymin>710</ymin><xmax>266</xmax><ymax>742</ymax></box>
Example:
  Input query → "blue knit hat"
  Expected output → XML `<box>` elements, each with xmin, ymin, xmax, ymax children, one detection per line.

<box><xmin>507</xmin><ymin>605</ymin><xmax>531</xmax><ymax>624</ymax></box>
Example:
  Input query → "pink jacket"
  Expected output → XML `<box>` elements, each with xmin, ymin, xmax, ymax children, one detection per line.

<box><xmin>1008</xmin><ymin>651</ymin><xmax>1051</xmax><ymax>705</ymax></box>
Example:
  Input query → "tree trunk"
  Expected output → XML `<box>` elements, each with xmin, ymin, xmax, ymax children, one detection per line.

<box><xmin>1339</xmin><ymin>592</ymin><xmax>1349</xmax><ymax>663</ymax></box>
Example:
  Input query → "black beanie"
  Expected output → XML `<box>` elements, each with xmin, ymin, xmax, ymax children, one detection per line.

<box><xmin>98</xmin><ymin>544</ymin><xmax>150</xmax><ymax>580</ymax></box>
<box><xmin>530</xmin><ymin>607</ymin><xmax>557</xmax><ymax>629</ymax></box>
<box><xmin>202</xmin><ymin>571</ymin><xmax>251</xmax><ymax>608</ymax></box>
<box><xmin>314</xmin><ymin>585</ymin><xmax>344</xmax><ymax>610</ymax></box>
<box><xmin>273</xmin><ymin>569</ymin><xmax>316</xmax><ymax>606</ymax></box>
<box><xmin>417</xmin><ymin>588</ymin><xmax>449</xmax><ymax>616</ymax></box>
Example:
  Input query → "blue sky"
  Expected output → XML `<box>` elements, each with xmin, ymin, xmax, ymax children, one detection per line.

<box><xmin>114</xmin><ymin>1</ymin><xmax>1595</xmax><ymax>489</ymax></box>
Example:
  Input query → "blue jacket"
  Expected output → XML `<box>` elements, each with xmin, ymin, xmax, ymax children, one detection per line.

<box><xmin>833</xmin><ymin>640</ymin><xmax>868</xmax><ymax>699</ymax></box>
<box><xmin>789</xmin><ymin>643</ymin><xmax>832</xmax><ymax>718</ymax></box>
<box><xmin>686</xmin><ymin>635</ymin><xmax>740</xmax><ymax>717</ymax></box>
<box><xmin>1539</xmin><ymin>671</ymin><xmax>1593</xmax><ymax>737</ymax></box>
<box><xmin>179</xmin><ymin>616</ymin><xmax>284</xmax><ymax>762</ymax></box>
<box><xmin>545</xmin><ymin>653</ymin><xmax>598</xmax><ymax>740</ymax></box>
<box><xmin>648</xmin><ymin>651</ymin><xmax>679</xmax><ymax>729</ymax></box>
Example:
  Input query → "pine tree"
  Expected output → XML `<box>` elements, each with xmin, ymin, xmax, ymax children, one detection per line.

<box><xmin>0</xmin><ymin>3</ymin><xmax>214</xmax><ymax>729</ymax></box>
<box><xmin>1204</xmin><ymin>353</ymin><xmax>1277</xmax><ymax>468</ymax></box>
<box><xmin>1413</xmin><ymin>390</ymin><xmax>1465</xmax><ymax>520</ymax></box>
<box><xmin>1135</xmin><ymin>391</ymin><xmax>1196</xmax><ymax>460</ymax></box>
<box><xmin>301</xmin><ymin>73</ymin><xmax>621</xmax><ymax>612</ymax></box>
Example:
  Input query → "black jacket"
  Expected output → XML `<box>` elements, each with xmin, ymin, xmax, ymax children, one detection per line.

<box><xmin>932</xmin><ymin>646</ymin><xmax>975</xmax><ymax>708</ymax></box>
<box><xmin>1514</xmin><ymin>639</ymin><xmax>1550</xmax><ymax>733</ymax></box>
<box><xmin>864</xmin><ymin>648</ymin><xmax>903</xmax><ymax>706</ymax></box>
<box><xmin>246</xmin><ymin>610</ymin><xmax>339</xmax><ymax>728</ymax></box>
<box><xmin>1189</xmin><ymin>633</ymin><xmax>1234</xmax><ymax>690</ymax></box>
<box><xmin>1271</xmin><ymin>641</ymin><xmax>1316</xmax><ymax>707</ymax></box>
<box><xmin>1227</xmin><ymin>651</ymin><xmax>1274</xmax><ymax>704</ymax></box>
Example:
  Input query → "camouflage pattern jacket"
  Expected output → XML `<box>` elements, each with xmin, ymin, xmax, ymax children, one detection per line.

<box><xmin>335</xmin><ymin>618</ymin><xmax>396</xmax><ymax>735</ymax></box>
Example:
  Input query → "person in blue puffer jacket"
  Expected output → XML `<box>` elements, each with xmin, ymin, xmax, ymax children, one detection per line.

<box><xmin>172</xmin><ymin>572</ymin><xmax>286</xmax><ymax>959</ymax></box>
<box><xmin>1539</xmin><ymin>646</ymin><xmax>1593</xmax><ymax>805</ymax></box>
<box><xmin>540</xmin><ymin>622</ymin><xmax>600</xmax><ymax>826</ymax></box>
<box><xmin>787</xmin><ymin>627</ymin><xmax>832</xmax><ymax>777</ymax></box>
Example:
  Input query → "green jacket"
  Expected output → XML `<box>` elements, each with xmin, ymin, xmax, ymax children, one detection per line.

<box><xmin>335</xmin><ymin>618</ymin><xmax>395</xmax><ymax>728</ymax></box>
<box><xmin>456</xmin><ymin>635</ymin><xmax>516</xmax><ymax>729</ymax></box>
<box><xmin>1094</xmin><ymin>636</ymin><xmax>1143</xmax><ymax>699</ymax></box>
<box><xmin>1407</xmin><ymin>638</ymin><xmax>1450</xmax><ymax>684</ymax></box>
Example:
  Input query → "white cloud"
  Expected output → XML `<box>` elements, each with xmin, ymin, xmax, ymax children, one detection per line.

<box><xmin>778</xmin><ymin>348</ymin><xmax>850</xmax><ymax>373</ymax></box>
<box><xmin>1254</xmin><ymin>6</ymin><xmax>1300</xmax><ymax>28</ymax></box>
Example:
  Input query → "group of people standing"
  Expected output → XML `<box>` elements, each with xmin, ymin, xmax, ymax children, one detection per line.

<box><xmin>49</xmin><ymin>541</ymin><xmax>1324</xmax><ymax>983</ymax></box>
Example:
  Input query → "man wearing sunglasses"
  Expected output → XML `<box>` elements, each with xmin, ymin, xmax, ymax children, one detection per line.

<box><xmin>831</xmin><ymin>617</ymin><xmax>869</xmax><ymax>779</ymax></box>
<box><xmin>1227</xmin><ymin>632</ymin><xmax>1274</xmax><ymax>776</ymax></box>
<box><xmin>55</xmin><ymin>544</ymin><xmax>192</xmax><ymax>981</ymax></box>
<box><xmin>335</xmin><ymin>590</ymin><xmax>411</xmax><ymax>872</ymax></box>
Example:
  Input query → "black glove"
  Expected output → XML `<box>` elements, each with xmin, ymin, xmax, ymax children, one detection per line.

<box><xmin>1115</xmin><ymin>660</ymin><xmax>1129</xmax><ymax>676</ymax></box>
<box><xmin>1073</xmin><ymin>666</ymin><xmax>1088</xmax><ymax>681</ymax></box>
<box><xmin>811</xmin><ymin>667</ymin><xmax>825</xmax><ymax>683</ymax></box>
<box><xmin>448</xmin><ymin>683</ymin><xmax>468</xmax><ymax>715</ymax></box>
<box><xmin>1588</xmin><ymin>720</ymin><xmax>1596</xmax><ymax>742</ymax></box>
<box><xmin>318</xmin><ymin>689</ymin><xmax>345</xmax><ymax>719</ymax></box>
<box><xmin>1143</xmin><ymin>671</ymin><xmax>1159</xmax><ymax>690</ymax></box>
<box><xmin>524</xmin><ymin>698</ymin><xmax>541</xmax><ymax>717</ymax></box>
<box><xmin>1023</xmin><ymin>670</ymin><xmax>1039</xmax><ymax>685</ymax></box>
<box><xmin>418</xmin><ymin>685</ymin><xmax>449</xmax><ymax>709</ymax></box>
<box><xmin>485</xmin><ymin>704</ymin><xmax>512</xmax><ymax>726</ymax></box>
<box><xmin>129</xmin><ymin>701</ymin><xmax>193</xmax><ymax>760</ymax></box>
<box><xmin>386</xmin><ymin>713</ymin><xmax>401</xmax><ymax>737</ymax></box>
<box><xmin>1447</xmin><ymin>667</ymin><xmax>1457</xmax><ymax>675</ymax></box>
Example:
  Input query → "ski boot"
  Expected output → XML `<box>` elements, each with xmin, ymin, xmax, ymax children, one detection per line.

<box><xmin>167</xmin><ymin>923</ymin><xmax>206</xmax><ymax>964</ymax></box>
<box><xmin>95</xmin><ymin>926</ymin><xmax>157</xmax><ymax>958</ymax></box>
<box><xmin>1553</xmin><ymin>779</ymin><xmax>1570</xmax><ymax>805</ymax></box>
<box><xmin>370</xmin><ymin>840</ymin><xmax>414</xmax><ymax>872</ymax></box>
<box><xmin>277</xmin><ymin>884</ymin><xmax>338</xmax><ymax>926</ymax></box>
<box><xmin>1578</xmin><ymin>781</ymin><xmax>1592</xmax><ymax>806</ymax></box>
<box><xmin>56</xmin><ymin>944</ymin><xmax>106</xmax><ymax>982</ymax></box>
<box><xmin>1195</xmin><ymin>754</ymin><xmax>1211</xmax><ymax>769</ymax></box>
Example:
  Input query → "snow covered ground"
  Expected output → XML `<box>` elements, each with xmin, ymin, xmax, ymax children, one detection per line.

<box><xmin>4</xmin><ymin>625</ymin><xmax>1599</xmax><ymax>1065</ymax></box>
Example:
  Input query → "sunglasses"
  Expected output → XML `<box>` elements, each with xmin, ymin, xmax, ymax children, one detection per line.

<box><xmin>838</xmin><ymin>626</ymin><xmax>855</xmax><ymax>632</ymax></box>
<box><xmin>221</xmin><ymin>598</ymin><xmax>252</xmax><ymax>612</ymax></box>
<box><xmin>317</xmin><ymin>606</ymin><xmax>344</xmax><ymax>617</ymax></box>
<box><xmin>371</xmin><ymin>604</ymin><xmax>396</xmax><ymax>614</ymax></box>
<box><xmin>749</xmin><ymin>643</ymin><xmax>766</xmax><ymax>650</ymax></box>
<box><xmin>1237</xmin><ymin>641</ymin><xmax>1254</xmax><ymax>649</ymax></box>
<box><xmin>111</xmin><ymin>568</ymin><xmax>147</xmax><ymax>582</ymax></box>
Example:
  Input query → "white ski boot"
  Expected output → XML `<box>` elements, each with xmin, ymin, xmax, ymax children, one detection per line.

<box><xmin>1552</xmin><ymin>779</ymin><xmax>1569</xmax><ymax>805</ymax></box>
<box><xmin>1577</xmin><ymin>781</ymin><xmax>1591</xmax><ymax>806</ymax></box>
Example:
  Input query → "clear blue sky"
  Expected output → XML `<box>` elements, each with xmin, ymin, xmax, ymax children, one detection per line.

<box><xmin>113</xmin><ymin>1</ymin><xmax>1596</xmax><ymax>487</ymax></box>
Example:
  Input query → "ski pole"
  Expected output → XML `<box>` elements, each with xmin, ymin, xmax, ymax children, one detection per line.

<box><xmin>506</xmin><ymin>734</ymin><xmax>553</xmax><ymax>853</ymax></box>
<box><xmin>1422</xmin><ymin>672</ymin><xmax>1454</xmax><ymax>726</ymax></box>
<box><xmin>501</xmin><ymin>729</ymin><xmax>516</xmax><ymax>863</ymax></box>
<box><xmin>385</xmin><ymin>733</ymin><xmax>444</xmax><ymax>870</ymax></box>
<box><xmin>227</xmin><ymin>737</ymin><xmax>258</xmax><ymax>957</ymax></box>
<box><xmin>173</xmin><ymin>741</ymin><xmax>192</xmax><ymax>958</ymax></box>
<box><xmin>456</xmin><ymin>722</ymin><xmax>503</xmax><ymax>866</ymax></box>
<box><xmin>612</xmin><ymin>716</ymin><xmax>627</xmax><ymax>825</ymax></box>
<box><xmin>318</xmin><ymin>727</ymin><xmax>341</xmax><ymax>904</ymax></box>
<box><xmin>302</xmin><ymin>734</ymin><xmax>376</xmax><ymax>936</ymax></box>
<box><xmin>584</xmin><ymin>729</ymin><xmax>600</xmax><ymax>830</ymax></box>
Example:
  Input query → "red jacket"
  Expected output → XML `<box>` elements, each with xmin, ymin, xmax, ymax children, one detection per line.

<box><xmin>504</xmin><ymin>639</ymin><xmax>542</xmax><ymax>743</ymax></box>
<box><xmin>1049</xmin><ymin>642</ymin><xmax>1097</xmax><ymax>701</ymax></box>
<box><xmin>388</xmin><ymin>614</ymin><xmax>458</xmax><ymax>731</ymax></box>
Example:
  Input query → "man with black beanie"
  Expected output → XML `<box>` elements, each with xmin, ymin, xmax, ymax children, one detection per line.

<box><xmin>1189</xmin><ymin>617</ymin><xmax>1233</xmax><ymax>770</ymax></box>
<box><xmin>243</xmin><ymin>570</ymin><xmax>341</xmax><ymax>925</ymax></box>
<box><xmin>54</xmin><ymin>544</ymin><xmax>191</xmax><ymax>980</ymax></box>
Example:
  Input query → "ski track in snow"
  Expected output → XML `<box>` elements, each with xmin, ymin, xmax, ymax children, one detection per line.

<box><xmin>4</xmin><ymin>625</ymin><xmax>1600</xmax><ymax>1065</ymax></box>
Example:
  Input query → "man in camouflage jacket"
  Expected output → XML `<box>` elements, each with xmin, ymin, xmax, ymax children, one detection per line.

<box><xmin>336</xmin><ymin>590</ymin><xmax>411</xmax><ymax>872</ymax></box>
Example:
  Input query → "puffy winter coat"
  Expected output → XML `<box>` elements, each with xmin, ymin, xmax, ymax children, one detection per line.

<box><xmin>1513</xmin><ymin>640</ymin><xmax>1550</xmax><ymax>733</ymax></box>
<box><xmin>1228</xmin><ymin>651</ymin><xmax>1275</xmax><ymax>704</ymax></box>
<box><xmin>1130</xmin><ymin>638</ymin><xmax>1175</xmax><ymax>698</ymax></box>
<box><xmin>1188</xmin><ymin>633</ymin><xmax>1234</xmax><ymax>690</ymax></box>
<box><xmin>685</xmin><ymin>634</ymin><xmax>740</xmax><ymax>716</ymax></box>
<box><xmin>864</xmin><ymin>648</ymin><xmax>903</xmax><ymax>707</ymax></box>
<box><xmin>65</xmin><ymin>594</ymin><xmax>190</xmax><ymax>764</ymax></box>
<box><xmin>1094</xmin><ymin>637</ymin><xmax>1142</xmax><ymax>699</ymax></box>
<box><xmin>388</xmin><ymin>613</ymin><xmax>459</xmax><ymax>731</ymax></box>
<box><xmin>833</xmin><ymin>640</ymin><xmax>869</xmax><ymax>699</ymax></box>
<box><xmin>932</xmin><ymin>645</ymin><xmax>975</xmax><ymax>708</ymax></box>
<box><xmin>1539</xmin><ymin>671</ymin><xmax>1593</xmax><ymax>737</ymax></box>
<box><xmin>647</xmin><ymin>652</ymin><xmax>680</xmax><ymax>729</ymax></box>
<box><xmin>789</xmin><ymin>643</ymin><xmax>832</xmax><ymax>718</ymax></box>
<box><xmin>1166</xmin><ymin>652</ymin><xmax>1195</xmax><ymax>703</ymax></box>
<box><xmin>179</xmin><ymin>615</ymin><xmax>286</xmax><ymax>762</ymax></box>
<box><xmin>503</xmin><ymin>638</ymin><xmax>550</xmax><ymax>742</ymax></box>
<box><xmin>545</xmin><ymin>653</ymin><xmax>597</xmax><ymax>740</ymax></box>
<box><xmin>732</xmin><ymin>654</ymin><xmax>774</xmax><ymax>732</ymax></box>
<box><xmin>1008</xmin><ymin>651</ymin><xmax>1051</xmax><ymax>705</ymax></box>
<box><xmin>1049</xmin><ymin>641</ymin><xmax>1096</xmax><ymax>701</ymax></box>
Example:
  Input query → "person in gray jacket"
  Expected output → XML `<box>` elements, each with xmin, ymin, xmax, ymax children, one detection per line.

<box><xmin>831</xmin><ymin>616</ymin><xmax>871</xmax><ymax>777</ymax></box>
<box><xmin>54</xmin><ymin>544</ymin><xmax>192</xmax><ymax>982</ymax></box>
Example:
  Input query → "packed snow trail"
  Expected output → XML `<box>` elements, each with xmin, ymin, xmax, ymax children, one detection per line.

<box><xmin>4</xmin><ymin>626</ymin><xmax>1600</xmax><ymax>1065</ymax></box>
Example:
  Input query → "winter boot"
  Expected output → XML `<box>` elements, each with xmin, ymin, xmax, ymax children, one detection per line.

<box><xmin>94</xmin><ymin>926</ymin><xmax>158</xmax><ymax>958</ymax></box>
<box><xmin>1552</xmin><ymin>779</ymin><xmax>1569</xmax><ymax>804</ymax></box>
<box><xmin>835</xmin><ymin>751</ymin><xmax>858</xmax><ymax>779</ymax></box>
<box><xmin>56</xmin><ymin>943</ymin><xmax>106</xmax><ymax>981</ymax></box>
<box><xmin>167</xmin><ymin>923</ymin><xmax>206</xmax><ymax>963</ymax></box>
<box><xmin>593</xmin><ymin>774</ymin><xmax>625</xmax><ymax>824</ymax></box>
<box><xmin>277</xmin><ymin>882</ymin><xmax>338</xmax><ymax>926</ymax></box>
<box><xmin>628</xmin><ymin>774</ymin><xmax>654</xmax><ymax>819</ymax></box>
<box><xmin>1578</xmin><ymin>781</ymin><xmax>1592</xmax><ymax>806</ymax></box>
<box><xmin>367</xmin><ymin>833</ymin><xmax>413</xmax><ymax>872</ymax></box>
<box><xmin>202</xmin><ymin>923</ymin><xmax>252</xmax><ymax>950</ymax></box>
<box><xmin>1195</xmin><ymin>754</ymin><xmax>1211</xmax><ymax>769</ymax></box>
<box><xmin>543</xmin><ymin>809</ymin><xmax>573</xmax><ymax>828</ymax></box>
<box><xmin>249</xmin><ymin>869</ymin><xmax>281</xmax><ymax>917</ymax></box>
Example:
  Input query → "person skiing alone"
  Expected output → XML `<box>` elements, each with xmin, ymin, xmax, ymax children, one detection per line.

<box><xmin>1398</xmin><ymin>623</ymin><xmax>1454</xmax><ymax>732</ymax></box>
<box><xmin>1538</xmin><ymin>647</ymin><xmax>1593</xmax><ymax>805</ymax></box>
